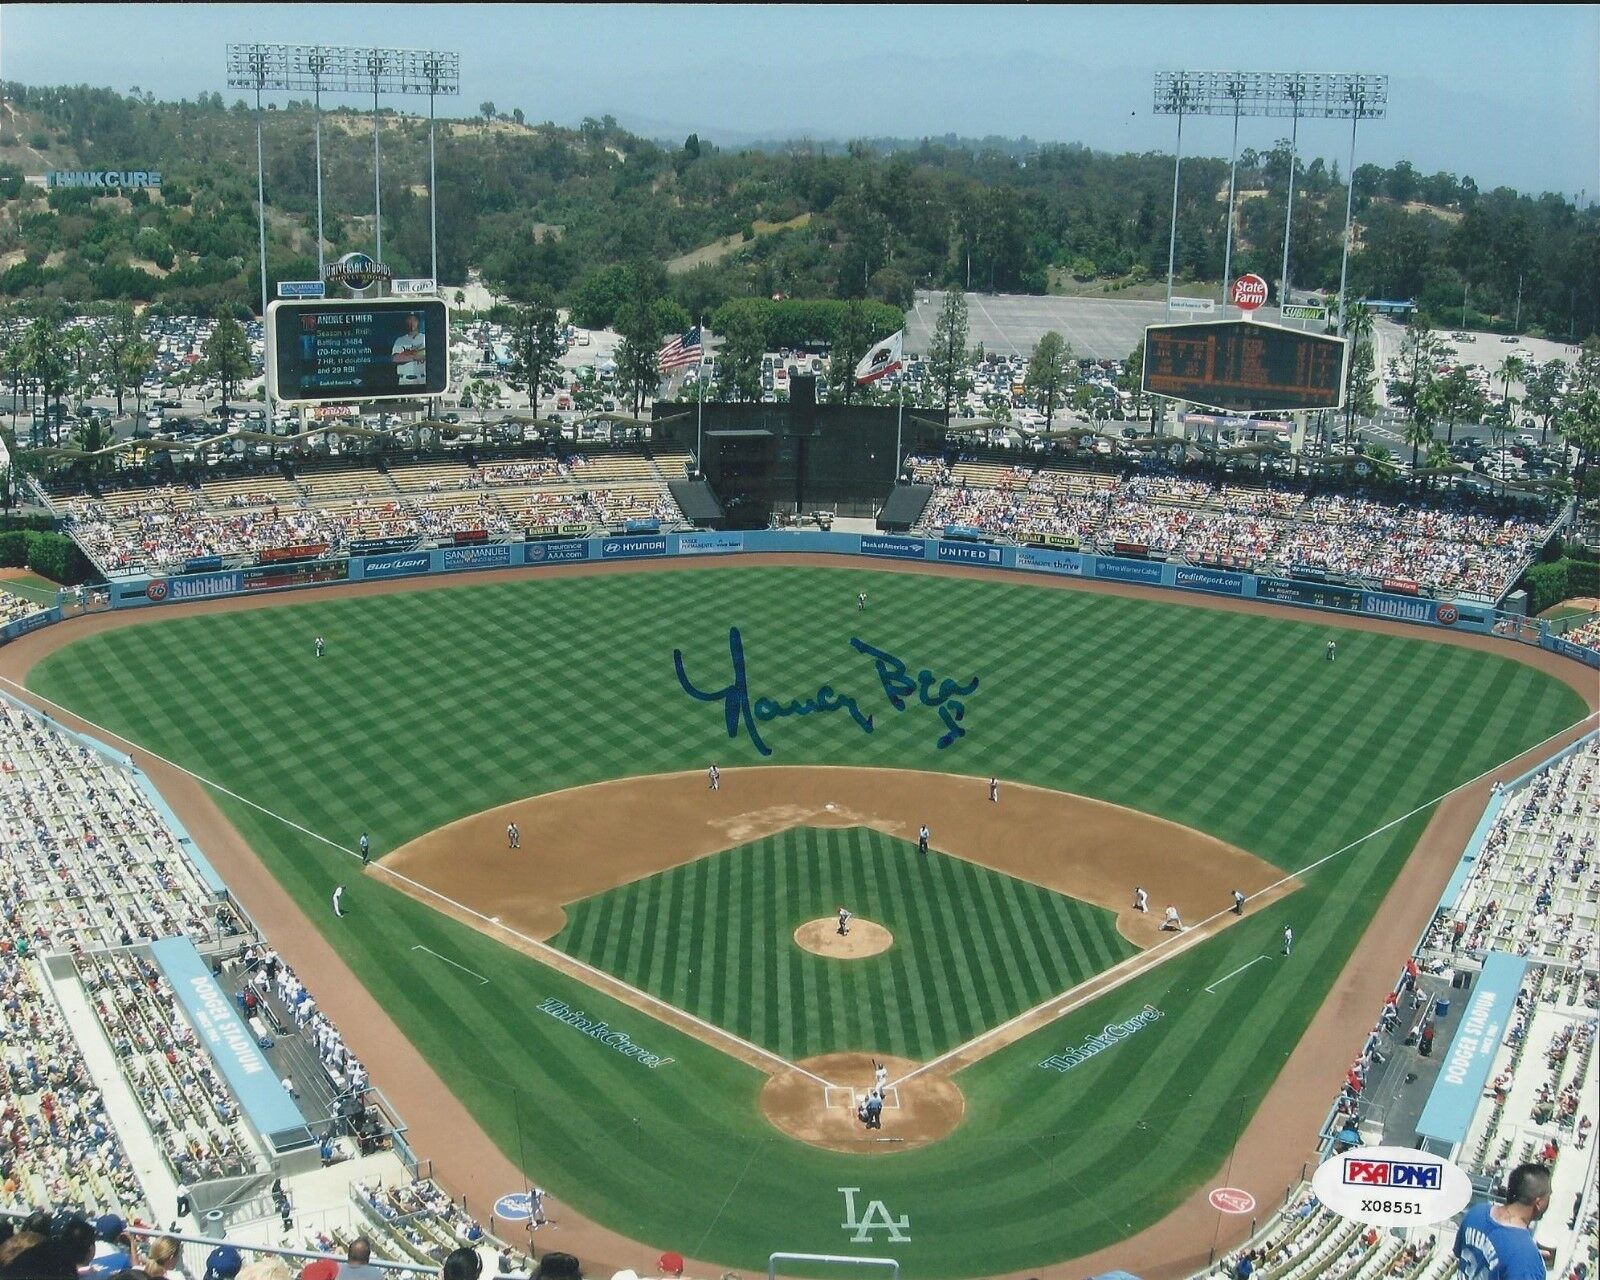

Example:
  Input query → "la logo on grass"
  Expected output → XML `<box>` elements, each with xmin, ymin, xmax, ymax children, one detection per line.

<box><xmin>838</xmin><ymin>1187</ymin><xmax>911</xmax><ymax>1242</ymax></box>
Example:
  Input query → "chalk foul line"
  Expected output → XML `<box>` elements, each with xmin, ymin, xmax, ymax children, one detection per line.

<box><xmin>1204</xmin><ymin>955</ymin><xmax>1272</xmax><ymax>994</ymax></box>
<box><xmin>412</xmin><ymin>945</ymin><xmax>490</xmax><ymax>985</ymax></box>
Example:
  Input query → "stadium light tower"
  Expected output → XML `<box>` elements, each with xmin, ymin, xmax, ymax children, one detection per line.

<box><xmin>226</xmin><ymin>45</ymin><xmax>460</xmax><ymax>279</ymax></box>
<box><xmin>1154</xmin><ymin>71</ymin><xmax>1386</xmax><ymax>321</ymax></box>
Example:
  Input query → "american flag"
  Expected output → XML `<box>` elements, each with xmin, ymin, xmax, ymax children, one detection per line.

<box><xmin>657</xmin><ymin>326</ymin><xmax>703</xmax><ymax>372</ymax></box>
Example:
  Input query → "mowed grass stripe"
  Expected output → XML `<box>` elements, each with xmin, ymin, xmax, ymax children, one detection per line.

<box><xmin>553</xmin><ymin>826</ymin><xmax>1132</xmax><ymax>1061</ymax></box>
<box><xmin>29</xmin><ymin>565</ymin><xmax>1589</xmax><ymax>1278</ymax></box>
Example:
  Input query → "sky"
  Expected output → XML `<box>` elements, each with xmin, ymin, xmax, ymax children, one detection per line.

<box><xmin>0</xmin><ymin>4</ymin><xmax>1595</xmax><ymax>197</ymax></box>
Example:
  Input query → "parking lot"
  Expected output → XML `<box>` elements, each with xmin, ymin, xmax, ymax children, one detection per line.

<box><xmin>906</xmin><ymin>290</ymin><xmax>1305</xmax><ymax>361</ymax></box>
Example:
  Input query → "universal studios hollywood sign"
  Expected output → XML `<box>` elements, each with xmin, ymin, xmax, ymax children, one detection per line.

<box><xmin>47</xmin><ymin>169</ymin><xmax>162</xmax><ymax>190</ymax></box>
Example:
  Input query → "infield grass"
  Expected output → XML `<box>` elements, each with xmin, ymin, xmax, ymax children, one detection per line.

<box><xmin>554</xmin><ymin>825</ymin><xmax>1135</xmax><ymax>1060</ymax></box>
<box><xmin>26</xmin><ymin>565</ymin><xmax>1589</xmax><ymax>1276</ymax></box>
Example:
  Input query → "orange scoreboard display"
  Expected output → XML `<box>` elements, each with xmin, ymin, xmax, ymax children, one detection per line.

<box><xmin>1141</xmin><ymin>319</ymin><xmax>1348</xmax><ymax>413</ymax></box>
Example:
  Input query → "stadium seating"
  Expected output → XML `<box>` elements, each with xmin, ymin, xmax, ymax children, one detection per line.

<box><xmin>904</xmin><ymin>455</ymin><xmax>1556</xmax><ymax>599</ymax></box>
<box><xmin>45</xmin><ymin>448</ymin><xmax>691</xmax><ymax>576</ymax></box>
<box><xmin>0</xmin><ymin>590</ymin><xmax>48</xmax><ymax>627</ymax></box>
<box><xmin>1424</xmin><ymin>739</ymin><xmax>1600</xmax><ymax>968</ymax></box>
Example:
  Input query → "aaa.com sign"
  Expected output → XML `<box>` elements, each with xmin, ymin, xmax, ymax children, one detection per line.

<box><xmin>1311</xmin><ymin>1146</ymin><xmax>1472</xmax><ymax>1227</ymax></box>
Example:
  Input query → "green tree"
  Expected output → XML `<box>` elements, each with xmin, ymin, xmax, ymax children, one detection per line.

<box><xmin>203</xmin><ymin>316</ymin><xmax>252</xmax><ymax>411</ymax></box>
<box><xmin>1524</xmin><ymin>360</ymin><xmax>1567</xmax><ymax>445</ymax></box>
<box><xmin>21</xmin><ymin>317</ymin><xmax>69</xmax><ymax>445</ymax></box>
<box><xmin>1495</xmin><ymin>354</ymin><xmax>1526</xmax><ymax>408</ymax></box>
<box><xmin>613</xmin><ymin>265</ymin><xmax>669</xmax><ymax>419</ymax></box>
<box><xmin>928</xmin><ymin>288</ymin><xmax>968</xmax><ymax>418</ymax></box>
<box><xmin>1025</xmin><ymin>331</ymin><xmax>1073</xmax><ymax>430</ymax></box>
<box><xmin>1340</xmin><ymin>302</ymin><xmax>1378</xmax><ymax>451</ymax></box>
<box><xmin>1386</xmin><ymin>316</ymin><xmax>1442</xmax><ymax>415</ymax></box>
<box><xmin>98</xmin><ymin>304</ymin><xmax>155</xmax><ymax>417</ymax></box>
<box><xmin>1404</xmin><ymin>392</ymin><xmax>1437</xmax><ymax>478</ymax></box>
<box><xmin>827</xmin><ymin>300</ymin><xmax>876</xmax><ymax>406</ymax></box>
<box><xmin>1432</xmin><ymin>365</ymin><xmax>1485</xmax><ymax>445</ymax></box>
<box><xmin>716</xmin><ymin>306</ymin><xmax>765</xmax><ymax>403</ymax></box>
<box><xmin>1558</xmin><ymin>338</ymin><xmax>1600</xmax><ymax>497</ymax></box>
<box><xmin>508</xmin><ymin>301</ymin><xmax>564</xmax><ymax>414</ymax></box>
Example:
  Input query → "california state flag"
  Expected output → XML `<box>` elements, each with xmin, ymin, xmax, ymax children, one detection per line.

<box><xmin>854</xmin><ymin>330</ymin><xmax>904</xmax><ymax>385</ymax></box>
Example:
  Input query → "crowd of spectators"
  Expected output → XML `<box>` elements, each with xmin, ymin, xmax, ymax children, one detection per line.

<box><xmin>909</xmin><ymin>455</ymin><xmax>1556</xmax><ymax>598</ymax></box>
<box><xmin>46</xmin><ymin>449</ymin><xmax>689</xmax><ymax>577</ymax></box>
<box><xmin>1564</xmin><ymin>617</ymin><xmax>1600</xmax><ymax>654</ymax></box>
<box><xmin>0</xmin><ymin>592</ymin><xmax>48</xmax><ymax>628</ymax></box>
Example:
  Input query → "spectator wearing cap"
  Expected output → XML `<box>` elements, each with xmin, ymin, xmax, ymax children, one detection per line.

<box><xmin>87</xmin><ymin>1216</ymin><xmax>131</xmax><ymax>1277</ymax></box>
<box><xmin>335</xmin><ymin>1239</ymin><xmax>383</xmax><ymax>1280</ymax></box>
<box><xmin>203</xmin><ymin>1246</ymin><xmax>243</xmax><ymax>1280</ymax></box>
<box><xmin>657</xmin><ymin>1255</ymin><xmax>684</xmax><ymax>1279</ymax></box>
<box><xmin>295</xmin><ymin>1262</ymin><xmax>338</xmax><ymax>1280</ymax></box>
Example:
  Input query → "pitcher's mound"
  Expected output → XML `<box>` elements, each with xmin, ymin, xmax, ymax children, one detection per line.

<box><xmin>760</xmin><ymin>1052</ymin><xmax>964</xmax><ymax>1153</ymax></box>
<box><xmin>794</xmin><ymin>917</ymin><xmax>893</xmax><ymax>958</ymax></box>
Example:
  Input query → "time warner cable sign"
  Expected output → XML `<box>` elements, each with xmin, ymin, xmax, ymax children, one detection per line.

<box><xmin>1311</xmin><ymin>1146</ymin><xmax>1472</xmax><ymax>1227</ymax></box>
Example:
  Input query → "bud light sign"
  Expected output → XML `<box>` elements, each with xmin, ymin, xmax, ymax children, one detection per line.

<box><xmin>1310</xmin><ymin>1145</ymin><xmax>1471</xmax><ymax>1227</ymax></box>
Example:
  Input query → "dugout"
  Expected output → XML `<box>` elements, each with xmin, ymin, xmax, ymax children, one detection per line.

<box><xmin>651</xmin><ymin>376</ymin><xmax>947</xmax><ymax>528</ymax></box>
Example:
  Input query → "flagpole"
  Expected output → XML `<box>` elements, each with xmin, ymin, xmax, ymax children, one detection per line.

<box><xmin>696</xmin><ymin>328</ymin><xmax>705</xmax><ymax>473</ymax></box>
<box><xmin>895</xmin><ymin>362</ymin><xmax>904</xmax><ymax>481</ymax></box>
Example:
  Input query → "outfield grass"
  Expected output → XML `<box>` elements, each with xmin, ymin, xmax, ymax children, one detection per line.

<box><xmin>27</xmin><ymin>566</ymin><xmax>1589</xmax><ymax>1276</ymax></box>
<box><xmin>554</xmin><ymin>825</ymin><xmax>1134</xmax><ymax>1060</ymax></box>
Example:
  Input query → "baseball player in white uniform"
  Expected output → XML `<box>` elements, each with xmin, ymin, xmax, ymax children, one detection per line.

<box><xmin>989</xmin><ymin>776</ymin><xmax>999</xmax><ymax>803</ymax></box>
<box><xmin>1162</xmin><ymin>904</ymin><xmax>1182</xmax><ymax>931</ymax></box>
<box><xmin>1283</xmin><ymin>925</ymin><xmax>1294</xmax><ymax>956</ymax></box>
<box><xmin>708</xmin><ymin>763</ymin><xmax>720</xmax><ymax>791</ymax></box>
<box><xmin>838</xmin><ymin>906</ymin><xmax>851</xmax><ymax>936</ymax></box>
<box><xmin>332</xmin><ymin>886</ymin><xmax>345</xmax><ymax>918</ymax></box>
<box><xmin>1134</xmin><ymin>886</ymin><xmax>1149</xmax><ymax>913</ymax></box>
<box><xmin>874</xmin><ymin>1061</ymin><xmax>888</xmax><ymax>1092</ymax></box>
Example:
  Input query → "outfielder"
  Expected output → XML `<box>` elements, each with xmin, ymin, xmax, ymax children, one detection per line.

<box><xmin>315</xmin><ymin>636</ymin><xmax>325</xmax><ymax>659</ymax></box>
<box><xmin>1327</xmin><ymin>639</ymin><xmax>1337</xmax><ymax>662</ymax></box>
<box><xmin>857</xmin><ymin>591</ymin><xmax>868</xmax><ymax>612</ymax></box>
<box><xmin>1283</xmin><ymin>925</ymin><xmax>1294</xmax><ymax>956</ymax></box>
<box><xmin>332</xmin><ymin>885</ymin><xmax>345</xmax><ymax>918</ymax></box>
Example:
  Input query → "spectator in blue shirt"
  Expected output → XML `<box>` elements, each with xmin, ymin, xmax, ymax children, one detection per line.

<box><xmin>1455</xmin><ymin>1163</ymin><xmax>1552</xmax><ymax>1280</ymax></box>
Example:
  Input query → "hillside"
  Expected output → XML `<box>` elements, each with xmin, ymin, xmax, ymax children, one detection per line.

<box><xmin>0</xmin><ymin>80</ymin><xmax>1592</xmax><ymax>342</ymax></box>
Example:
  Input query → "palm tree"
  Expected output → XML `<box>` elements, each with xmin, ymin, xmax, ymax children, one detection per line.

<box><xmin>1342</xmin><ymin>301</ymin><xmax>1376</xmax><ymax>451</ymax></box>
<box><xmin>1358</xmin><ymin>443</ymin><xmax>1398</xmax><ymax>483</ymax></box>
<box><xmin>1404</xmin><ymin>390</ymin><xmax>1438</xmax><ymax>481</ymax></box>
<box><xmin>1495</xmin><ymin>355</ymin><xmax>1526</xmax><ymax>407</ymax></box>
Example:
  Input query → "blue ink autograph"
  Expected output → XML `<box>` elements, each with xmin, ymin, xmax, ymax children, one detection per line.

<box><xmin>673</xmin><ymin>627</ymin><xmax>979</xmax><ymax>757</ymax></box>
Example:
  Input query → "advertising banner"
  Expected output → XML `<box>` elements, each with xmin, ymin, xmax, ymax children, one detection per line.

<box><xmin>525</xmin><ymin>524</ymin><xmax>559</xmax><ymax>540</ymax></box>
<box><xmin>678</xmin><ymin>532</ymin><xmax>745</xmax><ymax>555</ymax></box>
<box><xmin>859</xmin><ymin>535</ymin><xmax>926</xmax><ymax>560</ymax></box>
<box><xmin>259</xmin><ymin>543</ymin><xmax>329</xmax><ymax>564</ymax></box>
<box><xmin>182</xmin><ymin>556</ymin><xmax>224</xmax><ymax>574</ymax></box>
<box><xmin>144</xmin><ymin>571</ymin><xmax>245</xmax><ymax>604</ymax></box>
<box><xmin>1417</xmin><ymin>953</ymin><xmax>1528</xmax><ymax>1147</ymax></box>
<box><xmin>1015</xmin><ymin>547</ymin><xmax>1084</xmax><ymax>576</ymax></box>
<box><xmin>522</xmin><ymin>540</ymin><xmax>591</xmax><ymax>564</ymax></box>
<box><xmin>1027</xmin><ymin>532</ymin><xmax>1079</xmax><ymax>550</ymax></box>
<box><xmin>600</xmin><ymin>536</ymin><xmax>668</xmax><ymax>559</ymax></box>
<box><xmin>559</xmin><ymin>523</ymin><xmax>592</xmax><ymax>538</ymax></box>
<box><xmin>1361</xmin><ymin>593</ymin><xmax>1457</xmax><ymax>626</ymax></box>
<box><xmin>1173</xmin><ymin>565</ymin><xmax>1245</xmax><ymax>596</ymax></box>
<box><xmin>350</xmin><ymin>536</ymin><xmax>419</xmax><ymax>556</ymax></box>
<box><xmin>1092</xmin><ymin>556</ymin><xmax>1164</xmax><ymax>584</ymax></box>
<box><xmin>0</xmin><ymin>608</ymin><xmax>60</xmax><ymax>642</ymax></box>
<box><xmin>359</xmin><ymin>551</ymin><xmax>432</xmax><ymax>580</ymax></box>
<box><xmin>937</xmin><ymin>541</ymin><xmax>1002</xmax><ymax>565</ymax></box>
<box><xmin>1545</xmin><ymin>635</ymin><xmax>1600</xmax><ymax>669</ymax></box>
<box><xmin>441</xmin><ymin>544</ymin><xmax>511</xmax><ymax>571</ymax></box>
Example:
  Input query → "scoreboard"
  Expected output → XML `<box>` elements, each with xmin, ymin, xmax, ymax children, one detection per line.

<box><xmin>1142</xmin><ymin>319</ymin><xmax>1346</xmax><ymax>413</ymax></box>
<box><xmin>266</xmin><ymin>298</ymin><xmax>450</xmax><ymax>405</ymax></box>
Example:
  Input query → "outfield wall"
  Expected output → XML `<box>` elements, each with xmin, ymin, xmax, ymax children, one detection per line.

<box><xmin>9</xmin><ymin>532</ymin><xmax>1598</xmax><ymax>666</ymax></box>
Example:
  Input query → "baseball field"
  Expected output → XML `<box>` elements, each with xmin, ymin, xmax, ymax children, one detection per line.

<box><xmin>17</xmin><ymin>561</ymin><xmax>1593</xmax><ymax>1278</ymax></box>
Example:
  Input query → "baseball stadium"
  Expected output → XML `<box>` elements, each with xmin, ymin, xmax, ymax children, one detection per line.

<box><xmin>0</xmin><ymin>32</ymin><xmax>1597</xmax><ymax>1280</ymax></box>
<box><xmin>2</xmin><ymin>378</ymin><xmax>1597</xmax><ymax>1280</ymax></box>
